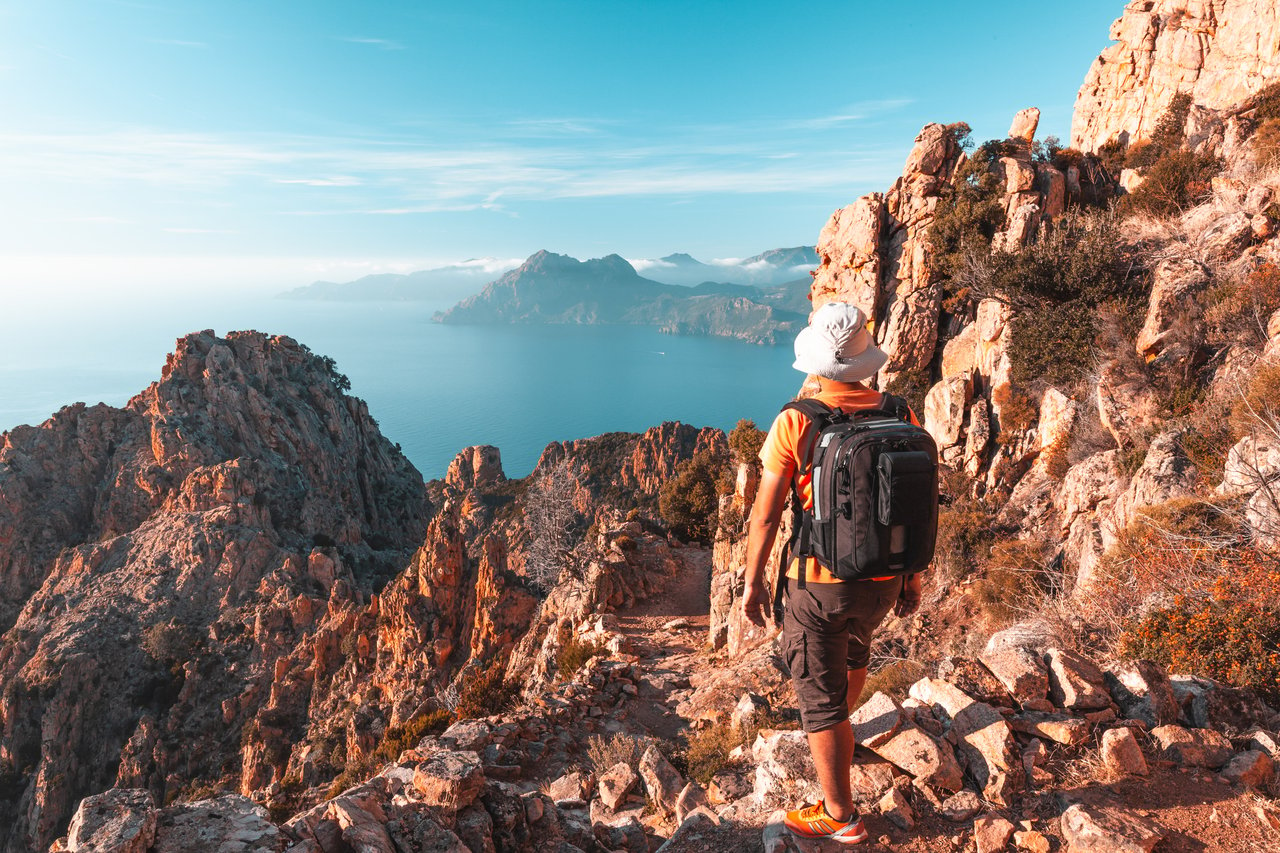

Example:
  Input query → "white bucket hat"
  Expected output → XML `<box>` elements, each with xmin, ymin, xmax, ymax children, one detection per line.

<box><xmin>792</xmin><ymin>301</ymin><xmax>888</xmax><ymax>382</ymax></box>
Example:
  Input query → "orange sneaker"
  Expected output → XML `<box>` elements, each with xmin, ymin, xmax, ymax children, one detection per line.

<box><xmin>783</xmin><ymin>800</ymin><xmax>869</xmax><ymax>845</ymax></box>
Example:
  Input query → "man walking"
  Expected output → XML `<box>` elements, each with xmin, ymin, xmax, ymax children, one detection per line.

<box><xmin>741</xmin><ymin>301</ymin><xmax>924</xmax><ymax>844</ymax></box>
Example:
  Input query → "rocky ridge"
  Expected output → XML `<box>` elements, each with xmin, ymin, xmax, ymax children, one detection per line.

<box><xmin>1072</xmin><ymin>0</ymin><xmax>1280</xmax><ymax>154</ymax></box>
<box><xmin>0</xmin><ymin>330</ymin><xmax>725</xmax><ymax>852</ymax></box>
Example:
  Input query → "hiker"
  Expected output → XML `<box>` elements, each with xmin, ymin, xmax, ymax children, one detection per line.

<box><xmin>741</xmin><ymin>301</ymin><xmax>929</xmax><ymax>845</ymax></box>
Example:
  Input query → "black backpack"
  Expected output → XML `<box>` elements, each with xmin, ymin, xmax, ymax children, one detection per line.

<box><xmin>774</xmin><ymin>394</ymin><xmax>939</xmax><ymax>607</ymax></box>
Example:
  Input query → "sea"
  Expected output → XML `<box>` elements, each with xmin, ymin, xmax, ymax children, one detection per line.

<box><xmin>0</xmin><ymin>290</ymin><xmax>801</xmax><ymax>480</ymax></box>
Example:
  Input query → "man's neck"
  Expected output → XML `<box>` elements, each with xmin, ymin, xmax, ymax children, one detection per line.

<box><xmin>816</xmin><ymin>377</ymin><xmax>868</xmax><ymax>393</ymax></box>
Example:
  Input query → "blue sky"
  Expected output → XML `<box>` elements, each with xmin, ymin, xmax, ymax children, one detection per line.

<box><xmin>0</xmin><ymin>0</ymin><xmax>1124</xmax><ymax>294</ymax></box>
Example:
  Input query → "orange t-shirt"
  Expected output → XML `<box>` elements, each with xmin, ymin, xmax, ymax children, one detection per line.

<box><xmin>758</xmin><ymin>385</ymin><xmax>920</xmax><ymax>583</ymax></box>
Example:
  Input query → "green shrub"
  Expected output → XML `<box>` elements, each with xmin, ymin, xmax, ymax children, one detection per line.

<box><xmin>555</xmin><ymin>634</ymin><xmax>606</xmax><ymax>681</ymax></box>
<box><xmin>980</xmin><ymin>211</ymin><xmax>1139</xmax><ymax>386</ymax></box>
<box><xmin>683</xmin><ymin>722</ymin><xmax>738</xmax><ymax>785</ymax></box>
<box><xmin>370</xmin><ymin>709</ymin><xmax>453</xmax><ymax>764</ymax></box>
<box><xmin>991</xmin><ymin>385</ymin><xmax>1038</xmax><ymax>441</ymax></box>
<box><xmin>1007</xmin><ymin>301</ymin><xmax>1098</xmax><ymax>386</ymax></box>
<box><xmin>454</xmin><ymin>661</ymin><xmax>518</xmax><ymax>719</ymax></box>
<box><xmin>935</xmin><ymin>489</ymin><xmax>996</xmax><ymax>580</ymax></box>
<box><xmin>862</xmin><ymin>660</ymin><xmax>927</xmax><ymax>701</ymax></box>
<box><xmin>1251</xmin><ymin>80</ymin><xmax>1280</xmax><ymax>122</ymax></box>
<box><xmin>1119</xmin><ymin>149</ymin><xmax>1221</xmax><ymax>216</ymax></box>
<box><xmin>658</xmin><ymin>450</ymin><xmax>721</xmax><ymax>542</ymax></box>
<box><xmin>586</xmin><ymin>733</ymin><xmax>652</xmax><ymax>773</ymax></box>
<box><xmin>727</xmin><ymin>419</ymin><xmax>766</xmax><ymax>466</ymax></box>
<box><xmin>1231</xmin><ymin>359</ymin><xmax>1280</xmax><ymax>439</ymax></box>
<box><xmin>930</xmin><ymin>140</ymin><xmax>1008</xmax><ymax>308</ymax></box>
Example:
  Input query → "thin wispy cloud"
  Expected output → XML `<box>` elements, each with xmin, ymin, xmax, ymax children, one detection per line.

<box><xmin>341</xmin><ymin>37</ymin><xmax>405</xmax><ymax>50</ymax></box>
<box><xmin>275</xmin><ymin>176</ymin><xmax>363</xmax><ymax>187</ymax></box>
<box><xmin>0</xmin><ymin>123</ymin><xmax>905</xmax><ymax>219</ymax></box>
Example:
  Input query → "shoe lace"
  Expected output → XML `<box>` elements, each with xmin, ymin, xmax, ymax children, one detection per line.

<box><xmin>799</xmin><ymin>801</ymin><xmax>830</xmax><ymax>822</ymax></box>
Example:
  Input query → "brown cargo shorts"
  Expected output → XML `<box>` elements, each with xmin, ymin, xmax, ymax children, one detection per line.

<box><xmin>781</xmin><ymin>575</ymin><xmax>904</xmax><ymax>733</ymax></box>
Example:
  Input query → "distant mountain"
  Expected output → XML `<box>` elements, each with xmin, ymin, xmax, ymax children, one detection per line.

<box><xmin>631</xmin><ymin>246</ymin><xmax>818</xmax><ymax>287</ymax></box>
<box><xmin>279</xmin><ymin>259</ymin><xmax>522</xmax><ymax>303</ymax></box>
<box><xmin>434</xmin><ymin>250</ymin><xmax>807</xmax><ymax>345</ymax></box>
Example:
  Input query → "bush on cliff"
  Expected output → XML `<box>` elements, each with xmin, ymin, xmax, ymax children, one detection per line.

<box><xmin>727</xmin><ymin>418</ymin><xmax>766</xmax><ymax>467</ymax></box>
<box><xmin>930</xmin><ymin>139</ymin><xmax>1008</xmax><ymax>310</ymax></box>
<box><xmin>1118</xmin><ymin>550</ymin><xmax>1280</xmax><ymax>704</ymax></box>
<box><xmin>1118</xmin><ymin>149</ymin><xmax>1221</xmax><ymax>217</ymax></box>
<box><xmin>658</xmin><ymin>450</ymin><xmax>720</xmax><ymax>543</ymax></box>
<box><xmin>985</xmin><ymin>210</ymin><xmax>1140</xmax><ymax>385</ymax></box>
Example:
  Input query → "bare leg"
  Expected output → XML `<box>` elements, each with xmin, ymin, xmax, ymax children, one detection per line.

<box><xmin>846</xmin><ymin>666</ymin><xmax>867</xmax><ymax>714</ymax></box>
<box><xmin>806</xmin><ymin>721</ymin><xmax>856</xmax><ymax>822</ymax></box>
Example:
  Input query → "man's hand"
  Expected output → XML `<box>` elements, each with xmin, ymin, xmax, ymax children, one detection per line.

<box><xmin>894</xmin><ymin>573</ymin><xmax>923</xmax><ymax>618</ymax></box>
<box><xmin>742</xmin><ymin>580</ymin><xmax>771</xmax><ymax>627</ymax></box>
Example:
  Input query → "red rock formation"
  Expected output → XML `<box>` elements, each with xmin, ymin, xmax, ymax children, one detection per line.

<box><xmin>0</xmin><ymin>331</ymin><xmax>428</xmax><ymax>853</ymax></box>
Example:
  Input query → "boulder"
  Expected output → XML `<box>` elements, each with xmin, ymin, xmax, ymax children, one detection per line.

<box><xmin>1246</xmin><ymin>729</ymin><xmax>1280</xmax><ymax>759</ymax></box>
<box><xmin>65</xmin><ymin>788</ymin><xmax>158</xmax><ymax>853</ymax></box>
<box><xmin>638</xmin><ymin>744</ymin><xmax>684</xmax><ymax>816</ymax></box>
<box><xmin>937</xmin><ymin>657</ymin><xmax>1015</xmax><ymax>708</ymax></box>
<box><xmin>942</xmin><ymin>323</ymin><xmax>978</xmax><ymax>380</ymax></box>
<box><xmin>328</xmin><ymin>798</ymin><xmax>396</xmax><ymax>853</ymax></box>
<box><xmin>878</xmin><ymin>786</ymin><xmax>915</xmax><ymax>830</ymax></box>
<box><xmin>1150</xmin><ymin>725</ymin><xmax>1233</xmax><ymax>769</ymax></box>
<box><xmin>708</xmin><ymin>770</ymin><xmax>750</xmax><ymax>804</ymax></box>
<box><xmin>1169</xmin><ymin>675</ymin><xmax>1278</xmax><ymax>731</ymax></box>
<box><xmin>674</xmin><ymin>782</ymin><xmax>710</xmax><ymax>825</ymax></box>
<box><xmin>1009</xmin><ymin>712</ymin><xmax>1090</xmax><ymax>746</ymax></box>
<box><xmin>1008</xmin><ymin>108</ymin><xmax>1040</xmax><ymax>142</ymax></box>
<box><xmin>974</xmin><ymin>814</ymin><xmax>1016</xmax><ymax>853</ymax></box>
<box><xmin>1060</xmin><ymin>803</ymin><xmax>1163</xmax><ymax>853</ymax></box>
<box><xmin>752</xmin><ymin>730</ymin><xmax>822</xmax><ymax>806</ymax></box>
<box><xmin>1135</xmin><ymin>259</ymin><xmax>1210</xmax><ymax>359</ymax></box>
<box><xmin>980</xmin><ymin>628</ymin><xmax>1050</xmax><ymax>702</ymax></box>
<box><xmin>1045</xmin><ymin>648</ymin><xmax>1111</xmax><ymax>711</ymax></box>
<box><xmin>597</xmin><ymin>763</ymin><xmax>640</xmax><ymax>812</ymax></box>
<box><xmin>731</xmin><ymin>693</ymin><xmax>771</xmax><ymax>733</ymax></box>
<box><xmin>1104</xmin><ymin>661</ymin><xmax>1179</xmax><ymax>728</ymax></box>
<box><xmin>413</xmin><ymin>750</ymin><xmax>485</xmax><ymax>813</ymax></box>
<box><xmin>924</xmin><ymin>374</ymin><xmax>973</xmax><ymax>450</ymax></box>
<box><xmin>1222</xmin><ymin>750</ymin><xmax>1275</xmax><ymax>788</ymax></box>
<box><xmin>850</xmin><ymin>691</ymin><xmax>906</xmax><ymax>748</ymax></box>
<box><xmin>547</xmin><ymin>771</ymin><xmax>592</xmax><ymax>806</ymax></box>
<box><xmin>151</xmin><ymin>796</ymin><xmax>282</xmax><ymax>853</ymax></box>
<box><xmin>849</xmin><ymin>756</ymin><xmax>898</xmax><ymax>797</ymax></box>
<box><xmin>1016</xmin><ymin>829</ymin><xmax>1051</xmax><ymax>852</ymax></box>
<box><xmin>869</xmin><ymin>722</ymin><xmax>964</xmax><ymax>792</ymax></box>
<box><xmin>940</xmin><ymin>790</ymin><xmax>982</xmax><ymax>822</ymax></box>
<box><xmin>655</xmin><ymin>810</ymin><xmax>718</xmax><ymax>852</ymax></box>
<box><xmin>1101</xmin><ymin>727</ymin><xmax>1149</xmax><ymax>777</ymax></box>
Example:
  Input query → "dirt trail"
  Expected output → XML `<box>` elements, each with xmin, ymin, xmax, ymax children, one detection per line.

<box><xmin>596</xmin><ymin>546</ymin><xmax>1280</xmax><ymax>853</ymax></box>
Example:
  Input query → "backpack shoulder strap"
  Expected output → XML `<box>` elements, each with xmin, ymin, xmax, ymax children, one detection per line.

<box><xmin>781</xmin><ymin>398</ymin><xmax>835</xmax><ymax>475</ymax></box>
<box><xmin>878</xmin><ymin>392</ymin><xmax>914</xmax><ymax>424</ymax></box>
<box><xmin>782</xmin><ymin>397</ymin><xmax>835</xmax><ymax>423</ymax></box>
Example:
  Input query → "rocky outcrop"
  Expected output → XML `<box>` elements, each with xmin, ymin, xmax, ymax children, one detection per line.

<box><xmin>1072</xmin><ymin>0</ymin><xmax>1280</xmax><ymax>154</ymax></box>
<box><xmin>810</xmin><ymin>121</ymin><xmax>965</xmax><ymax>388</ymax></box>
<box><xmin>0</xmin><ymin>331</ymin><xmax>428</xmax><ymax>853</ymax></box>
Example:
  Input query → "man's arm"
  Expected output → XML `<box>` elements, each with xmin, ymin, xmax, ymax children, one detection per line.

<box><xmin>741</xmin><ymin>468</ymin><xmax>790</xmax><ymax>626</ymax></box>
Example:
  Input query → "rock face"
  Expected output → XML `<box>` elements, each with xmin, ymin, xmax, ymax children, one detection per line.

<box><xmin>810</xmin><ymin>122</ymin><xmax>965</xmax><ymax>388</ymax></box>
<box><xmin>0</xmin><ymin>331</ymin><xmax>428</xmax><ymax>853</ymax></box>
<box><xmin>1072</xmin><ymin>0</ymin><xmax>1280</xmax><ymax>153</ymax></box>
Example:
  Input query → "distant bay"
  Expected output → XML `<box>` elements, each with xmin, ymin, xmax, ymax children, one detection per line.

<box><xmin>0</xmin><ymin>292</ymin><xmax>802</xmax><ymax>480</ymax></box>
